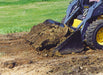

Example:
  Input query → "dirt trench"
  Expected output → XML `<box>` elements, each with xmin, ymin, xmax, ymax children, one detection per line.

<box><xmin>0</xmin><ymin>22</ymin><xmax>103</xmax><ymax>75</ymax></box>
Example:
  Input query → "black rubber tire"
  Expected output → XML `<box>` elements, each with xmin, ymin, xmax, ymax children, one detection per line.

<box><xmin>85</xmin><ymin>20</ymin><xmax>103</xmax><ymax>49</ymax></box>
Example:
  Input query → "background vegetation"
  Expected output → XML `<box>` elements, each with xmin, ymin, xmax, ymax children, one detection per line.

<box><xmin>0</xmin><ymin>0</ymin><xmax>70</xmax><ymax>34</ymax></box>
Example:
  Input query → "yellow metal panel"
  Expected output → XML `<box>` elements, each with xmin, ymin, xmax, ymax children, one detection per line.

<box><xmin>84</xmin><ymin>6</ymin><xmax>89</xmax><ymax>8</ymax></box>
<box><xmin>72</xmin><ymin>19</ymin><xmax>82</xmax><ymax>28</ymax></box>
<box><xmin>98</xmin><ymin>15</ymin><xmax>103</xmax><ymax>20</ymax></box>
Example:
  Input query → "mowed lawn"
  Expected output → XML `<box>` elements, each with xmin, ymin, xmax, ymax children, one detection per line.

<box><xmin>0</xmin><ymin>0</ymin><xmax>70</xmax><ymax>34</ymax></box>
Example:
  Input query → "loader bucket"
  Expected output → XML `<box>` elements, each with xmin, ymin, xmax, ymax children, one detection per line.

<box><xmin>53</xmin><ymin>30</ymin><xmax>84</xmax><ymax>55</ymax></box>
<box><xmin>44</xmin><ymin>19</ymin><xmax>65</xmax><ymax>27</ymax></box>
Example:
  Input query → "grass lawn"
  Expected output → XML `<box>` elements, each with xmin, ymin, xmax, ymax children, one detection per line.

<box><xmin>0</xmin><ymin>0</ymin><xmax>70</xmax><ymax>34</ymax></box>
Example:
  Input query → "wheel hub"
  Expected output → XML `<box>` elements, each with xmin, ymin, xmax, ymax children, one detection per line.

<box><xmin>96</xmin><ymin>27</ymin><xmax>103</xmax><ymax>45</ymax></box>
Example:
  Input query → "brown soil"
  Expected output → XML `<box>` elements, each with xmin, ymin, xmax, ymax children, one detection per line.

<box><xmin>0</xmin><ymin>22</ymin><xmax>103</xmax><ymax>75</ymax></box>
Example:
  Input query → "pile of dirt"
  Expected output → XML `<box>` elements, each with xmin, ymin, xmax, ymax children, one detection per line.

<box><xmin>25</xmin><ymin>22</ymin><xmax>68</xmax><ymax>56</ymax></box>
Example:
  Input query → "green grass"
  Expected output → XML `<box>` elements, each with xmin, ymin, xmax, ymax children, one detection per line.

<box><xmin>0</xmin><ymin>0</ymin><xmax>69</xmax><ymax>6</ymax></box>
<box><xmin>0</xmin><ymin>0</ymin><xmax>70</xmax><ymax>34</ymax></box>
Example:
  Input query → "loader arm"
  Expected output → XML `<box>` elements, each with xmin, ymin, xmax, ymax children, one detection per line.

<box><xmin>64</xmin><ymin>0</ymin><xmax>81</xmax><ymax>24</ymax></box>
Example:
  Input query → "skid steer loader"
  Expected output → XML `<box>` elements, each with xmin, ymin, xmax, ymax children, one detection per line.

<box><xmin>45</xmin><ymin>0</ymin><xmax>103</xmax><ymax>55</ymax></box>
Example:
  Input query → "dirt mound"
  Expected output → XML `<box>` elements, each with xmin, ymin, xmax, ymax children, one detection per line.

<box><xmin>25</xmin><ymin>22</ymin><xmax>68</xmax><ymax>56</ymax></box>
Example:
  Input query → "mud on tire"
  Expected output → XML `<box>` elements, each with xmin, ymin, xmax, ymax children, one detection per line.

<box><xmin>85</xmin><ymin>20</ymin><xmax>103</xmax><ymax>49</ymax></box>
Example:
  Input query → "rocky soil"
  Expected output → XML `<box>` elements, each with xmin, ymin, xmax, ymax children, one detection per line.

<box><xmin>0</xmin><ymin>22</ymin><xmax>103</xmax><ymax>75</ymax></box>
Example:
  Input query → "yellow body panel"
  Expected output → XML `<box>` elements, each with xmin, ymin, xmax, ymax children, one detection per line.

<box><xmin>72</xmin><ymin>19</ymin><xmax>82</xmax><ymax>28</ymax></box>
<box><xmin>72</xmin><ymin>15</ymin><xmax>103</xmax><ymax>28</ymax></box>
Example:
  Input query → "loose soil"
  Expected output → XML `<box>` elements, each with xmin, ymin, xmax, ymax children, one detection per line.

<box><xmin>0</xmin><ymin>22</ymin><xmax>103</xmax><ymax>75</ymax></box>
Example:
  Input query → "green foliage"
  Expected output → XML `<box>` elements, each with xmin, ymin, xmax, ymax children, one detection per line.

<box><xmin>0</xmin><ymin>0</ymin><xmax>71</xmax><ymax>34</ymax></box>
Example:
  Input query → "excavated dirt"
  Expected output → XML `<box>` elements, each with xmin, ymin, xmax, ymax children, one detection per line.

<box><xmin>25</xmin><ymin>22</ymin><xmax>68</xmax><ymax>56</ymax></box>
<box><xmin>0</xmin><ymin>22</ymin><xmax>103</xmax><ymax>75</ymax></box>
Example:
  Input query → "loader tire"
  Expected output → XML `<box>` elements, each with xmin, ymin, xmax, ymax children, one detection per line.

<box><xmin>85</xmin><ymin>20</ymin><xmax>103</xmax><ymax>49</ymax></box>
